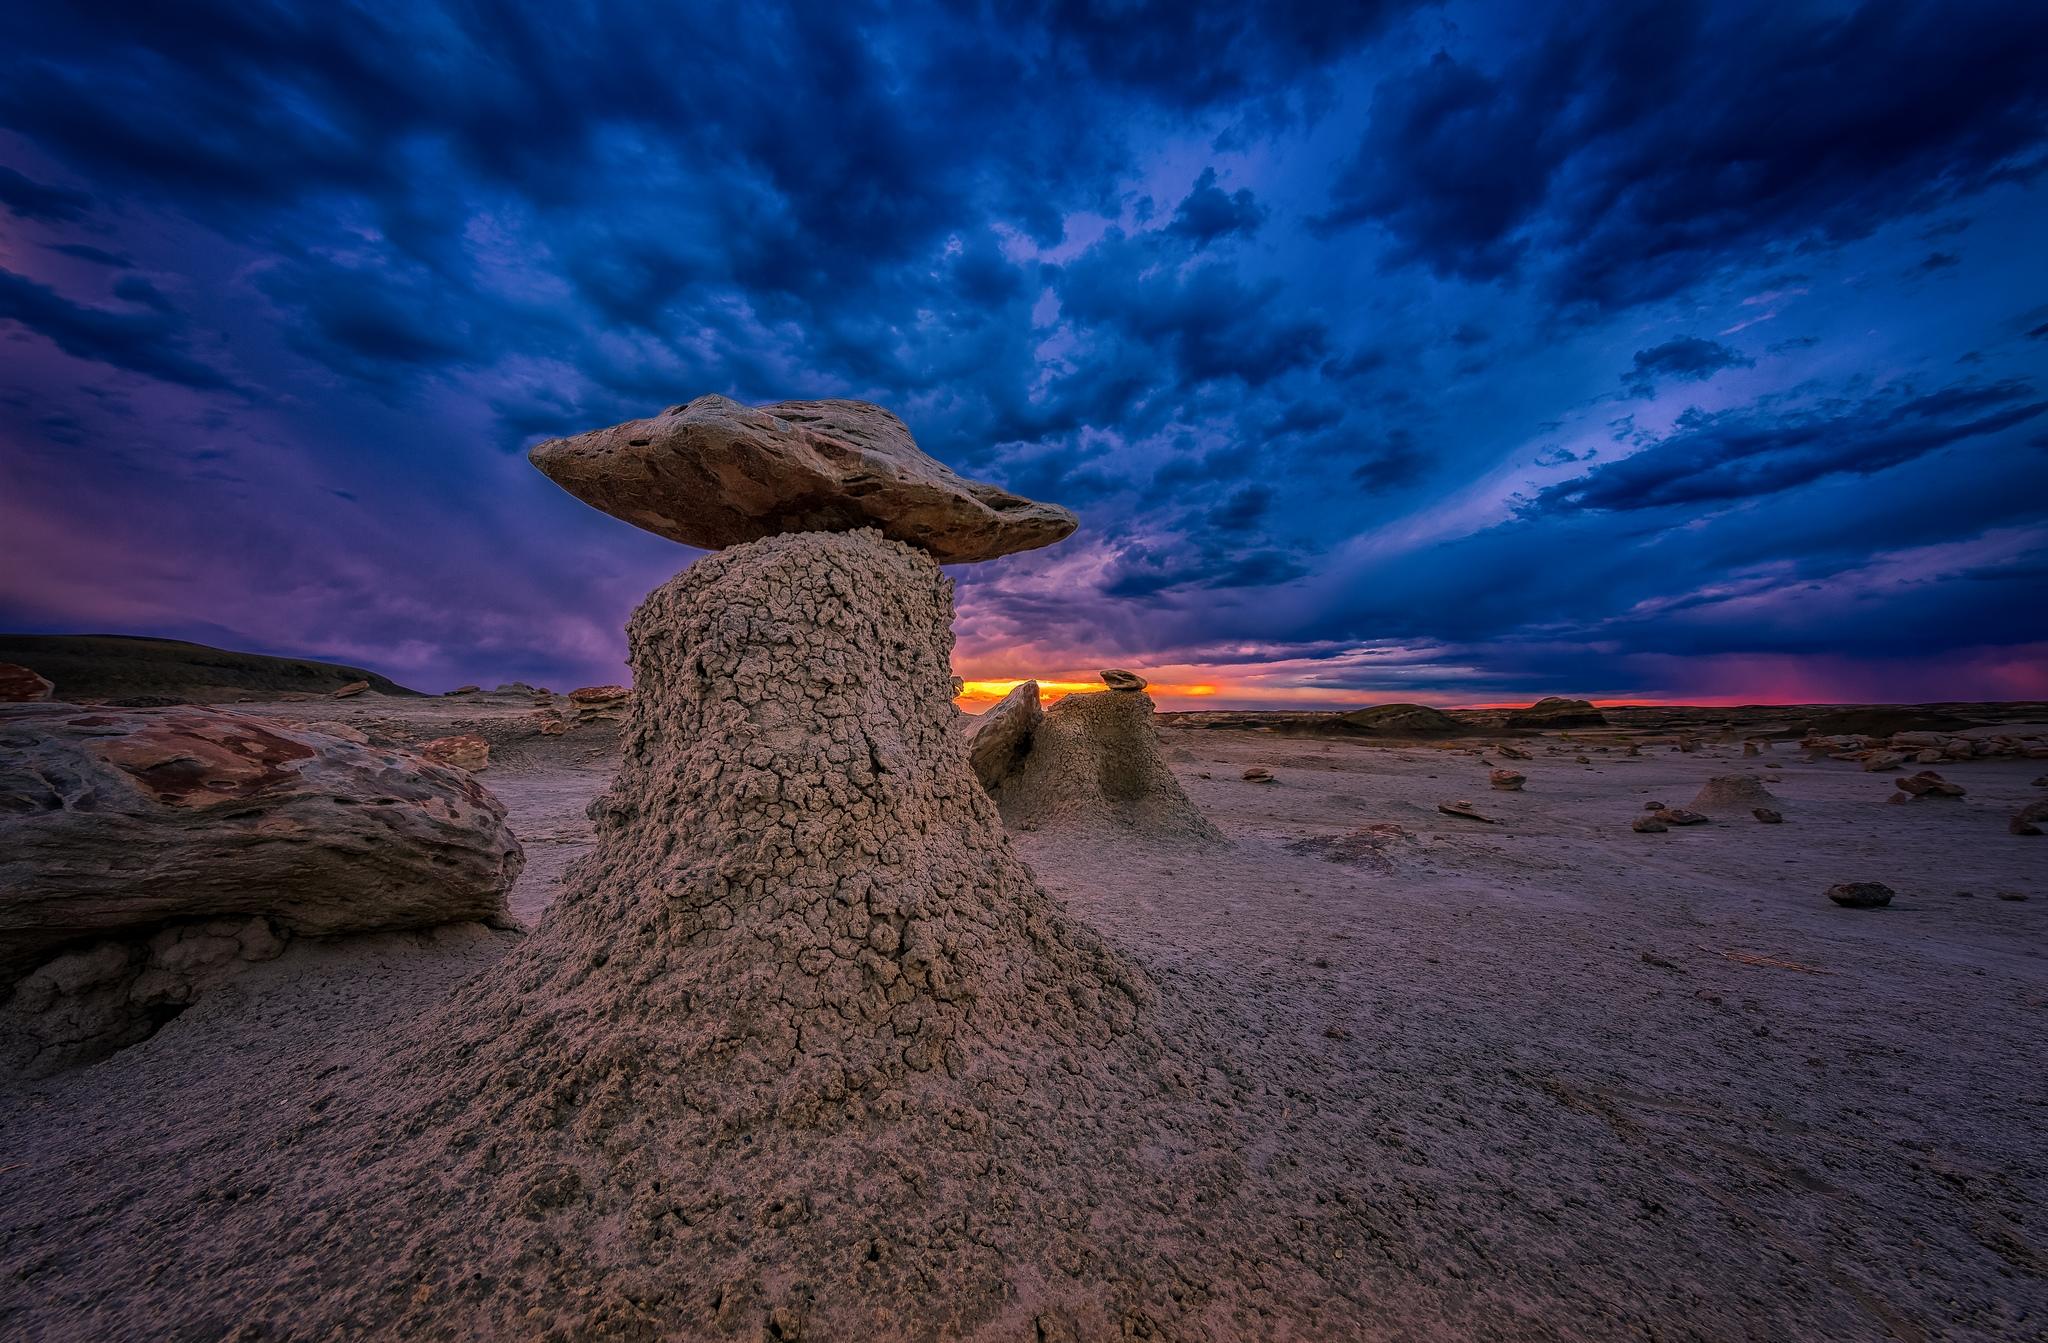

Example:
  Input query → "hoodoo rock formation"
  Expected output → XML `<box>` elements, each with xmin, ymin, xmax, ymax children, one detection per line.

<box><xmin>530</xmin><ymin>395</ymin><xmax>1078</xmax><ymax>563</ymax></box>
<box><xmin>229</xmin><ymin>527</ymin><xmax>1299</xmax><ymax>1339</ymax></box>
<box><xmin>172</xmin><ymin>404</ymin><xmax>1314</xmax><ymax>1338</ymax></box>
<box><xmin>992</xmin><ymin>687</ymin><xmax>1225</xmax><ymax>841</ymax></box>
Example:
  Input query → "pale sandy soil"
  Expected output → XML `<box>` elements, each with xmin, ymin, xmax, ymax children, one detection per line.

<box><xmin>2</xmin><ymin>700</ymin><xmax>2043</xmax><ymax>1340</ymax></box>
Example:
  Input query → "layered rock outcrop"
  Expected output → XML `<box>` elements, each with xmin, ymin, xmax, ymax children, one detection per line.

<box><xmin>0</xmin><ymin>704</ymin><xmax>523</xmax><ymax>1071</ymax></box>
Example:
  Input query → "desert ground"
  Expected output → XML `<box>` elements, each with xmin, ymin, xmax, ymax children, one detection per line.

<box><xmin>3</xmin><ymin>684</ymin><xmax>2043</xmax><ymax>1341</ymax></box>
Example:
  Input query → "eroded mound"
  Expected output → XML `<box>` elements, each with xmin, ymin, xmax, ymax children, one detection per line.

<box><xmin>215</xmin><ymin>530</ymin><xmax>1315</xmax><ymax>1340</ymax></box>
<box><xmin>992</xmin><ymin>688</ymin><xmax>1225</xmax><ymax>842</ymax></box>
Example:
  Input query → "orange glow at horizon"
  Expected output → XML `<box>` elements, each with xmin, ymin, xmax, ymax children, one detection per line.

<box><xmin>955</xmin><ymin>677</ymin><xmax>1219</xmax><ymax>709</ymax></box>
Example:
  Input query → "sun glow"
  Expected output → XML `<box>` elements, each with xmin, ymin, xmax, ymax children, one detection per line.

<box><xmin>955</xmin><ymin>678</ymin><xmax>1219</xmax><ymax>709</ymax></box>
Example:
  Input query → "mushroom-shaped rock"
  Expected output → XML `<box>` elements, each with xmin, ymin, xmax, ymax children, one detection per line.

<box><xmin>1100</xmin><ymin>668</ymin><xmax>1147</xmax><ymax>691</ymax></box>
<box><xmin>1489</xmin><ymin>769</ymin><xmax>1526</xmax><ymax>791</ymax></box>
<box><xmin>966</xmin><ymin>680</ymin><xmax>1041</xmax><ymax>789</ymax></box>
<box><xmin>0</xmin><ymin>663</ymin><xmax>54</xmax><ymax>702</ymax></box>
<box><xmin>529</xmin><ymin>394</ymin><xmax>1077</xmax><ymax>563</ymax></box>
<box><xmin>1690</xmin><ymin>774</ymin><xmax>1780</xmax><ymax>812</ymax></box>
<box><xmin>992</xmin><ymin>688</ymin><xmax>1223</xmax><ymax>841</ymax></box>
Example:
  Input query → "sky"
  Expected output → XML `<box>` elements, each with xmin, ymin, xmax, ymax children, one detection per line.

<box><xmin>2</xmin><ymin>0</ymin><xmax>2046</xmax><ymax>710</ymax></box>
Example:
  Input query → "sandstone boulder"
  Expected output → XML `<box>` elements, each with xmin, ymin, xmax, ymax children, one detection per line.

<box><xmin>529</xmin><ymin>395</ymin><xmax>1077</xmax><ymax>563</ymax></box>
<box><xmin>1661</xmin><ymin>809</ymin><xmax>1710</xmax><ymax>825</ymax></box>
<box><xmin>332</xmin><ymin>679</ymin><xmax>370</xmax><ymax>699</ymax></box>
<box><xmin>1100</xmin><ymin>668</ymin><xmax>1147</xmax><ymax>691</ymax></box>
<box><xmin>965</xmin><ymin>680</ymin><xmax>1040</xmax><ymax>789</ymax></box>
<box><xmin>446</xmin><ymin>684</ymin><xmax>480</xmax><ymax>696</ymax></box>
<box><xmin>0</xmin><ymin>706</ymin><xmax>522</xmax><ymax>978</ymax></box>
<box><xmin>1489</xmin><ymin>769</ymin><xmax>1525</xmax><ymax>790</ymax></box>
<box><xmin>1</xmin><ymin>705</ymin><xmax>523</xmax><ymax>1072</ymax></box>
<box><xmin>1894</xmin><ymin>770</ymin><xmax>1965</xmax><ymax>798</ymax></box>
<box><xmin>420</xmin><ymin>733</ymin><xmax>491</xmax><ymax>771</ymax></box>
<box><xmin>1828</xmin><ymin>882</ymin><xmax>1894</xmax><ymax>909</ymax></box>
<box><xmin>2012</xmin><ymin>799</ymin><xmax>2048</xmax><ymax>836</ymax></box>
<box><xmin>1632</xmin><ymin>815</ymin><xmax>1668</xmax><ymax>833</ymax></box>
<box><xmin>1690</xmin><ymin>774</ymin><xmax>1780</xmax><ymax>812</ymax></box>
<box><xmin>0</xmin><ymin>663</ymin><xmax>54</xmax><ymax>702</ymax></box>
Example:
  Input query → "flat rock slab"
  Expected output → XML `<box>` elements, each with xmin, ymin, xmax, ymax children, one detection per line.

<box><xmin>530</xmin><ymin>395</ymin><xmax>1078</xmax><ymax>563</ymax></box>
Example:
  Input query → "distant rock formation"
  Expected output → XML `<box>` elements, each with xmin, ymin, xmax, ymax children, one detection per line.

<box><xmin>1335</xmin><ymin>702</ymin><xmax>1459</xmax><ymax>736</ymax></box>
<box><xmin>1507</xmin><ymin>696</ymin><xmax>1608</xmax><ymax>728</ymax></box>
<box><xmin>0</xmin><ymin>634</ymin><xmax>417</xmax><ymax>704</ymax></box>
<box><xmin>530</xmin><ymin>395</ymin><xmax>1077</xmax><ymax>563</ymax></box>
<box><xmin>992</xmin><ymin>687</ymin><xmax>1225</xmax><ymax>841</ymax></box>
<box><xmin>0</xmin><ymin>704</ymin><xmax>522</xmax><ymax>1072</ymax></box>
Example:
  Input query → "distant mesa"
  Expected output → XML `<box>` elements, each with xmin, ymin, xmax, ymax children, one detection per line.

<box><xmin>0</xmin><ymin>635</ymin><xmax>417</xmax><ymax>705</ymax></box>
<box><xmin>1336</xmin><ymin>702</ymin><xmax>1460</xmax><ymax>736</ymax></box>
<box><xmin>1801</xmin><ymin>707</ymin><xmax>1980</xmax><ymax>737</ymax></box>
<box><xmin>1507</xmin><ymin>696</ymin><xmax>1608</xmax><ymax>728</ymax></box>
<box><xmin>530</xmin><ymin>394</ymin><xmax>1078</xmax><ymax>564</ymax></box>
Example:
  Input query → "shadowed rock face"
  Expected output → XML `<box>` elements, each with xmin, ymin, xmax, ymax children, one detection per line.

<box><xmin>966</xmin><ymin>679</ymin><xmax>1041</xmax><ymax>789</ymax></box>
<box><xmin>0</xmin><ymin>704</ymin><xmax>524</xmax><ymax>982</ymax></box>
<box><xmin>529</xmin><ymin>395</ymin><xmax>1078</xmax><ymax>563</ymax></box>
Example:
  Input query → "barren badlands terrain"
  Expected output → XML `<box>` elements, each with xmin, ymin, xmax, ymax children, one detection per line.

<box><xmin>3</xmin><ymin>685</ymin><xmax>2043</xmax><ymax>1341</ymax></box>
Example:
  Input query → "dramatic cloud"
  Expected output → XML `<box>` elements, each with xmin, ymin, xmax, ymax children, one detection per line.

<box><xmin>1533</xmin><ymin>378</ymin><xmax>2047</xmax><ymax>515</ymax></box>
<box><xmin>1322</xmin><ymin>1</ymin><xmax>2048</xmax><ymax>309</ymax></box>
<box><xmin>1</xmin><ymin>0</ymin><xmax>2044</xmax><ymax>704</ymax></box>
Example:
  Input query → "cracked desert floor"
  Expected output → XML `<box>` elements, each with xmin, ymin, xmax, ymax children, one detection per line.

<box><xmin>4</xmin><ymin>694</ymin><xmax>2044</xmax><ymax>1341</ymax></box>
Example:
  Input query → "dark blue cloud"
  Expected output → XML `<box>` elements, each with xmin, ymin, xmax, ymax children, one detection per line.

<box><xmin>0</xmin><ymin>166</ymin><xmax>91</xmax><ymax>222</ymax></box>
<box><xmin>1621</xmin><ymin>336</ymin><xmax>1754</xmax><ymax>397</ymax></box>
<box><xmin>1322</xmin><ymin>1</ymin><xmax>2048</xmax><ymax>310</ymax></box>
<box><xmin>0</xmin><ymin>267</ymin><xmax>240</xmax><ymax>392</ymax></box>
<box><xmin>1166</xmin><ymin>168</ymin><xmax>1268</xmax><ymax>244</ymax></box>
<box><xmin>1533</xmin><ymin>378</ymin><xmax>2047</xmax><ymax>515</ymax></box>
